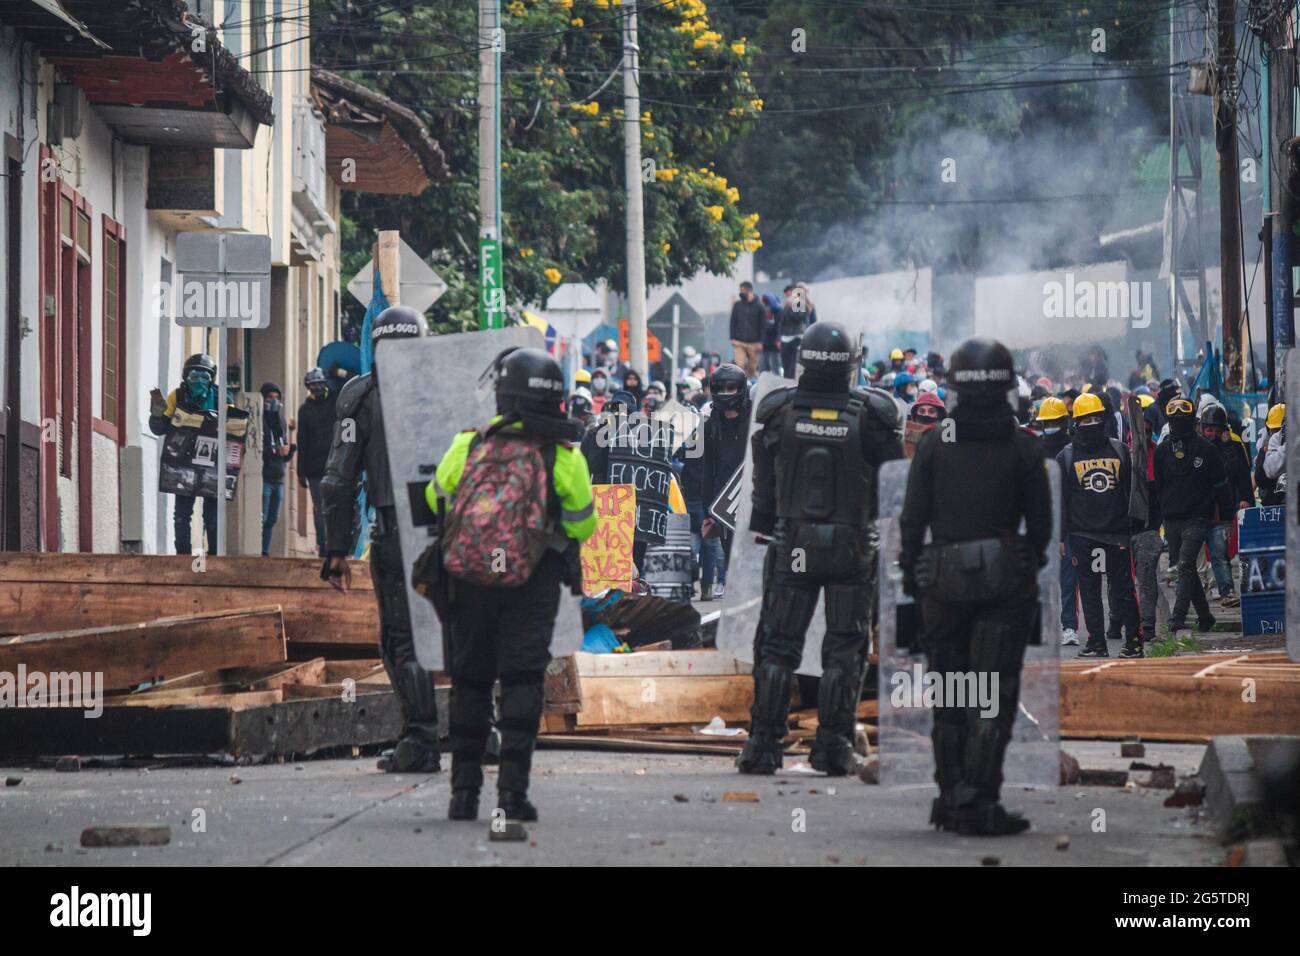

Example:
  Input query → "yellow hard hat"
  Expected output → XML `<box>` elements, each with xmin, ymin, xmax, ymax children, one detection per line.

<box><xmin>574</xmin><ymin>368</ymin><xmax>592</xmax><ymax>385</ymax></box>
<box><xmin>1035</xmin><ymin>396</ymin><xmax>1068</xmax><ymax>422</ymax></box>
<box><xmin>1072</xmin><ymin>392</ymin><xmax>1106</xmax><ymax>419</ymax></box>
<box><xmin>1266</xmin><ymin>403</ymin><xmax>1285</xmax><ymax>430</ymax></box>
<box><xmin>890</xmin><ymin>348</ymin><xmax>904</xmax><ymax>361</ymax></box>
<box><xmin>1137</xmin><ymin>394</ymin><xmax>1154</xmax><ymax>408</ymax></box>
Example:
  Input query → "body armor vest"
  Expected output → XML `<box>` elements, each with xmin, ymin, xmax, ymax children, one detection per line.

<box><xmin>775</xmin><ymin>391</ymin><xmax>869</xmax><ymax>527</ymax></box>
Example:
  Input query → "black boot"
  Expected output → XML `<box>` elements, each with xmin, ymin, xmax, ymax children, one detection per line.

<box><xmin>380</xmin><ymin>660</ymin><xmax>442</xmax><ymax>773</ymax></box>
<box><xmin>497</xmin><ymin>790</ymin><xmax>538</xmax><ymax>823</ymax></box>
<box><xmin>955</xmin><ymin>801</ymin><xmax>1030</xmax><ymax>836</ymax></box>
<box><xmin>448</xmin><ymin>789</ymin><xmax>480</xmax><ymax>821</ymax></box>
<box><xmin>809</xmin><ymin>664</ymin><xmax>863</xmax><ymax>776</ymax></box>
<box><xmin>737</xmin><ymin>662</ymin><xmax>793</xmax><ymax>775</ymax></box>
<box><xmin>930</xmin><ymin>717</ymin><xmax>966</xmax><ymax>831</ymax></box>
<box><xmin>378</xmin><ymin>738</ymin><xmax>442</xmax><ymax>773</ymax></box>
<box><xmin>929</xmin><ymin>798</ymin><xmax>959</xmax><ymax>832</ymax></box>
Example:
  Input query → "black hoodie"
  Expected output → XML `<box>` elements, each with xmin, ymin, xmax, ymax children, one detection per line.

<box><xmin>1153</xmin><ymin>421</ymin><xmax>1227</xmax><ymax>521</ymax></box>
<box><xmin>1057</xmin><ymin>424</ymin><xmax>1132</xmax><ymax>543</ymax></box>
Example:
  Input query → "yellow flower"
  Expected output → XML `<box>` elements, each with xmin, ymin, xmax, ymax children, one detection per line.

<box><xmin>594</xmin><ymin>0</ymin><xmax>608</xmax><ymax>6</ymax></box>
<box><xmin>569</xmin><ymin>125</ymin><xmax>579</xmax><ymax>136</ymax></box>
<box><xmin>641</xmin><ymin>111</ymin><xmax>652</xmax><ymax>124</ymax></box>
<box><xmin>507</xmin><ymin>0</ymin><xmax>525</xmax><ymax>15</ymax></box>
<box><xmin>725</xmin><ymin>186</ymin><xmax>739</xmax><ymax>204</ymax></box>
<box><xmin>743</xmin><ymin>238</ymin><xmax>762</xmax><ymax>252</ymax></box>
<box><xmin>730</xmin><ymin>41</ymin><xmax>746</xmax><ymax>56</ymax></box>
<box><xmin>570</xmin><ymin>16</ymin><xmax>583</xmax><ymax>25</ymax></box>
<box><xmin>655</xmin><ymin>167</ymin><xmax>677</xmax><ymax>182</ymax></box>
<box><xmin>749</xmin><ymin>98</ymin><xmax>763</xmax><ymax>112</ymax></box>
<box><xmin>519</xmin><ymin>248</ymin><xmax>534</xmax><ymax>258</ymax></box>
<box><xmin>661</xmin><ymin>242</ymin><xmax>671</xmax><ymax>254</ymax></box>
<box><xmin>544</xmin><ymin>267</ymin><xmax>562</xmax><ymax>284</ymax></box>
<box><xmin>705</xmin><ymin>205</ymin><xmax>723</xmax><ymax>221</ymax></box>
<box><xmin>557</xmin><ymin>0</ymin><xmax>572</xmax><ymax>7</ymax></box>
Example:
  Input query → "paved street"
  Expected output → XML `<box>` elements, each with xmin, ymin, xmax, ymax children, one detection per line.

<box><xmin>0</xmin><ymin>742</ymin><xmax>1220</xmax><ymax>867</ymax></box>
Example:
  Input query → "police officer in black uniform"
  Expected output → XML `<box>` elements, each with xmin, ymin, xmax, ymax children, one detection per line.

<box><xmin>738</xmin><ymin>321</ymin><xmax>904</xmax><ymax>776</ymax></box>
<box><xmin>320</xmin><ymin>306</ymin><xmax>441</xmax><ymax>774</ymax></box>
<box><xmin>898</xmin><ymin>338</ymin><xmax>1051</xmax><ymax>836</ymax></box>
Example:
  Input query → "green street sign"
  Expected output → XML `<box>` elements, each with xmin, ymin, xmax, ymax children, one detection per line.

<box><xmin>479</xmin><ymin>236</ymin><xmax>504</xmax><ymax>330</ymax></box>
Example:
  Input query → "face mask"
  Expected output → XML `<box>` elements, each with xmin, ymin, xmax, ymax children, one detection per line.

<box><xmin>592</xmin><ymin>378</ymin><xmax>607</xmax><ymax>395</ymax></box>
<box><xmin>265</xmin><ymin>398</ymin><xmax>283</xmax><ymax>414</ymax></box>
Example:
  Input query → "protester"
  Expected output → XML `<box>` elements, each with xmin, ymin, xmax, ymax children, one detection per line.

<box><xmin>259</xmin><ymin>382</ymin><xmax>295</xmax><ymax>557</ymax></box>
<box><xmin>777</xmin><ymin>284</ymin><xmax>810</xmax><ymax>378</ymax></box>
<box><xmin>296</xmin><ymin>367</ymin><xmax>336</xmax><ymax>557</ymax></box>
<box><xmin>1199</xmin><ymin>403</ymin><xmax>1252</xmax><ymax>608</ymax></box>
<box><xmin>1154</xmin><ymin>397</ymin><xmax>1227</xmax><ymax>633</ymax></box>
<box><xmin>682</xmin><ymin>364</ymin><xmax>749</xmax><ymax>600</ymax></box>
<box><xmin>148</xmin><ymin>353</ymin><xmax>223</xmax><ymax>555</ymax></box>
<box><xmin>1058</xmin><ymin>393</ymin><xmax>1140</xmax><ymax>658</ymax></box>
<box><xmin>759</xmin><ymin>291</ymin><xmax>783</xmax><ymax>374</ymax></box>
<box><xmin>728</xmin><ymin>280</ymin><xmax>765</xmax><ymax>377</ymax></box>
<box><xmin>1256</xmin><ymin>403</ymin><xmax>1286</xmax><ymax>506</ymax></box>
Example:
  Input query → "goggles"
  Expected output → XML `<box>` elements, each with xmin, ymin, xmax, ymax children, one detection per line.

<box><xmin>1165</xmin><ymin>398</ymin><xmax>1194</xmax><ymax>416</ymax></box>
<box><xmin>185</xmin><ymin>369</ymin><xmax>214</xmax><ymax>386</ymax></box>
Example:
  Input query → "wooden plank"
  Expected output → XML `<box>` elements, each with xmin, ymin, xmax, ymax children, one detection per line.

<box><xmin>0</xmin><ymin>553</ymin><xmax>377</xmax><ymax>646</ymax></box>
<box><xmin>1061</xmin><ymin>671</ymin><xmax>1300</xmax><ymax>741</ymax></box>
<box><xmin>544</xmin><ymin>655</ymin><xmax>582</xmax><ymax>714</ymax></box>
<box><xmin>572</xmin><ymin>650</ymin><xmax>752</xmax><ymax>678</ymax></box>
<box><xmin>119</xmin><ymin>689</ymin><xmax>284</xmax><ymax>709</ymax></box>
<box><xmin>226</xmin><ymin>687</ymin><xmax>427</xmax><ymax>756</ymax></box>
<box><xmin>0</xmin><ymin>552</ymin><xmax>373</xmax><ymax>591</ymax></box>
<box><xmin>130</xmin><ymin>658</ymin><xmax>328</xmax><ymax>700</ymax></box>
<box><xmin>324</xmin><ymin>660</ymin><xmax>386</xmax><ymax>683</ymax></box>
<box><xmin>0</xmin><ymin>606</ymin><xmax>287</xmax><ymax>691</ymax></box>
<box><xmin>572</xmin><ymin>674</ymin><xmax>752</xmax><ymax>728</ymax></box>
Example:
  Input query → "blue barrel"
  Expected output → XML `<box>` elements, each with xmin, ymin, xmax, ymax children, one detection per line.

<box><xmin>1238</xmin><ymin>506</ymin><xmax>1285</xmax><ymax>636</ymax></box>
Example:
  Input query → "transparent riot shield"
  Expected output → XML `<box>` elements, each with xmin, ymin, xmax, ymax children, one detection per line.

<box><xmin>378</xmin><ymin>327</ymin><xmax>584</xmax><ymax>670</ymax></box>
<box><xmin>1287</xmin><ymin>350</ymin><xmax>1299</xmax><ymax>662</ymax></box>
<box><xmin>875</xmin><ymin>457</ymin><xmax>1061</xmax><ymax>789</ymax></box>
<box><xmin>714</xmin><ymin>372</ymin><xmax>835</xmax><ymax>672</ymax></box>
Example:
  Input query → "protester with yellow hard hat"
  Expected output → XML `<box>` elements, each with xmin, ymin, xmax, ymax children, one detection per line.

<box><xmin>1058</xmin><ymin>390</ymin><xmax>1141</xmax><ymax>657</ymax></box>
<box><xmin>1257</xmin><ymin>403</ymin><xmax>1286</xmax><ymax>505</ymax></box>
<box><xmin>889</xmin><ymin>348</ymin><xmax>905</xmax><ymax>373</ymax></box>
<box><xmin>1035</xmin><ymin>394</ymin><xmax>1079</xmax><ymax>644</ymax></box>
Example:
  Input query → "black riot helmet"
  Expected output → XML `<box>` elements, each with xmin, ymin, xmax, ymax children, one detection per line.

<box><xmin>303</xmin><ymin>366</ymin><xmax>327</xmax><ymax>389</ymax></box>
<box><xmin>709</xmin><ymin>363</ymin><xmax>749</xmax><ymax>413</ymax></box>
<box><xmin>1198</xmin><ymin>402</ymin><xmax>1228</xmax><ymax>429</ymax></box>
<box><xmin>369</xmin><ymin>305</ymin><xmax>424</xmax><ymax>368</ymax></box>
<box><xmin>796</xmin><ymin>321</ymin><xmax>855</xmax><ymax>392</ymax></box>
<box><xmin>494</xmin><ymin>347</ymin><xmax>567</xmax><ymax>419</ymax></box>
<box><xmin>947</xmin><ymin>338</ymin><xmax>1015</xmax><ymax>406</ymax></box>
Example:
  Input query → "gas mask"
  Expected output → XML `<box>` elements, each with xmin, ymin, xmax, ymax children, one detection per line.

<box><xmin>185</xmin><ymin>370</ymin><xmax>213</xmax><ymax>405</ymax></box>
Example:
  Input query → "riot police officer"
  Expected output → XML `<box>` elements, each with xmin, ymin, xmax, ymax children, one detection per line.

<box><xmin>320</xmin><ymin>306</ymin><xmax>441</xmax><ymax>774</ymax></box>
<box><xmin>898</xmin><ymin>338</ymin><xmax>1052</xmax><ymax>836</ymax></box>
<box><xmin>738</xmin><ymin>321</ymin><xmax>904</xmax><ymax>776</ymax></box>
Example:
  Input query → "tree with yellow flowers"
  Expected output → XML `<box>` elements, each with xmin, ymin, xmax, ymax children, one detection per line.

<box><xmin>316</xmin><ymin>0</ymin><xmax>760</xmax><ymax>332</ymax></box>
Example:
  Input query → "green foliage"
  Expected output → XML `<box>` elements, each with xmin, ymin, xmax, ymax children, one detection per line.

<box><xmin>315</xmin><ymin>0</ymin><xmax>761</xmax><ymax>330</ymax></box>
<box><xmin>1148</xmin><ymin>632</ymin><xmax>1202</xmax><ymax>657</ymax></box>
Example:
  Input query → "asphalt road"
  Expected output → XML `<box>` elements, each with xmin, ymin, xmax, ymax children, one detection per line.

<box><xmin>0</xmin><ymin>741</ymin><xmax>1222</xmax><ymax>866</ymax></box>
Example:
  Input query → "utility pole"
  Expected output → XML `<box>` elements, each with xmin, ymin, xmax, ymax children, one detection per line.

<box><xmin>622</xmin><ymin>4</ymin><xmax>648</xmax><ymax>377</ymax></box>
<box><xmin>1267</xmin><ymin>36</ymin><xmax>1296</xmax><ymax>393</ymax></box>
<box><xmin>478</xmin><ymin>0</ymin><xmax>504</xmax><ymax>330</ymax></box>
<box><xmin>1215</xmin><ymin>0</ymin><xmax>1244</xmax><ymax>391</ymax></box>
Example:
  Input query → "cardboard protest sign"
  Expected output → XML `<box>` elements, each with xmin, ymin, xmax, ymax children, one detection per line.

<box><xmin>607</xmin><ymin>414</ymin><xmax>675</xmax><ymax>545</ymax></box>
<box><xmin>158</xmin><ymin>406</ymin><xmax>250</xmax><ymax>500</ymax></box>
<box><xmin>581</xmin><ymin>484</ymin><xmax>637</xmax><ymax>595</ymax></box>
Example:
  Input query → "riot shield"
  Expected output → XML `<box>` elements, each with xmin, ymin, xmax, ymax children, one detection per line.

<box><xmin>158</xmin><ymin>405</ymin><xmax>250</xmax><ymax>500</ymax></box>
<box><xmin>378</xmin><ymin>327</ymin><xmax>584</xmax><ymax>670</ymax></box>
<box><xmin>875</xmin><ymin>457</ymin><xmax>1061</xmax><ymax>788</ymax></box>
<box><xmin>714</xmin><ymin>373</ymin><xmax>824</xmax><ymax>669</ymax></box>
<box><xmin>1287</xmin><ymin>350</ymin><xmax>1299</xmax><ymax>662</ymax></box>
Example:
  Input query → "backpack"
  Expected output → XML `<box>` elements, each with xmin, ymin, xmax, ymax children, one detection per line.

<box><xmin>441</xmin><ymin>424</ymin><xmax>558</xmax><ymax>588</ymax></box>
